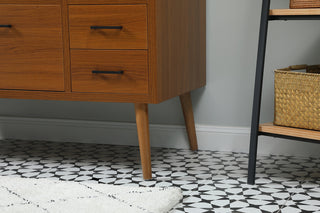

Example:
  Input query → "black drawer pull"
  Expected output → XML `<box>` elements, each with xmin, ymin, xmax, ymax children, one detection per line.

<box><xmin>90</xmin><ymin>26</ymin><xmax>123</xmax><ymax>30</ymax></box>
<box><xmin>0</xmin><ymin>25</ymin><xmax>12</xmax><ymax>28</ymax></box>
<box><xmin>92</xmin><ymin>71</ymin><xmax>124</xmax><ymax>74</ymax></box>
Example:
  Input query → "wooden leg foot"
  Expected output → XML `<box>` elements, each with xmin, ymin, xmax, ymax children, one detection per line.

<box><xmin>180</xmin><ymin>92</ymin><xmax>199</xmax><ymax>151</ymax></box>
<box><xmin>135</xmin><ymin>103</ymin><xmax>152</xmax><ymax>180</ymax></box>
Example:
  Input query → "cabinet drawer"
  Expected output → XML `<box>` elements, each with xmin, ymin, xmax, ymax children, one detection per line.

<box><xmin>0</xmin><ymin>5</ymin><xmax>64</xmax><ymax>91</ymax></box>
<box><xmin>71</xmin><ymin>50</ymin><xmax>148</xmax><ymax>94</ymax></box>
<box><xmin>69</xmin><ymin>5</ymin><xmax>147</xmax><ymax>50</ymax></box>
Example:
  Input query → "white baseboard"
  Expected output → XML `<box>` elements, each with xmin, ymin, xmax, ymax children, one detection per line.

<box><xmin>0</xmin><ymin>116</ymin><xmax>318</xmax><ymax>157</ymax></box>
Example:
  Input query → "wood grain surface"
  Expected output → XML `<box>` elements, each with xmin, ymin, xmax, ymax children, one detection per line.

<box><xmin>270</xmin><ymin>8</ymin><xmax>320</xmax><ymax>16</ymax></box>
<box><xmin>68</xmin><ymin>0</ymin><xmax>146</xmax><ymax>4</ymax></box>
<box><xmin>180</xmin><ymin>92</ymin><xmax>199</xmax><ymax>151</ymax></box>
<box><xmin>0</xmin><ymin>90</ymin><xmax>151</xmax><ymax>103</ymax></box>
<box><xmin>69</xmin><ymin>5</ymin><xmax>147</xmax><ymax>50</ymax></box>
<box><xmin>0</xmin><ymin>0</ymin><xmax>207</xmax><ymax>104</ymax></box>
<box><xmin>0</xmin><ymin>5</ymin><xmax>64</xmax><ymax>91</ymax></box>
<box><xmin>180</xmin><ymin>92</ymin><xmax>198</xmax><ymax>151</ymax></box>
<box><xmin>62</xmin><ymin>0</ymin><xmax>72</xmax><ymax>92</ymax></box>
<box><xmin>260</xmin><ymin>123</ymin><xmax>320</xmax><ymax>141</ymax></box>
<box><xmin>151</xmin><ymin>0</ymin><xmax>206</xmax><ymax>103</ymax></box>
<box><xmin>0</xmin><ymin>0</ymin><xmax>60</xmax><ymax>4</ymax></box>
<box><xmin>71</xmin><ymin>50</ymin><xmax>148</xmax><ymax>94</ymax></box>
<box><xmin>290</xmin><ymin>0</ymin><xmax>320</xmax><ymax>9</ymax></box>
<box><xmin>135</xmin><ymin>103</ymin><xmax>152</xmax><ymax>180</ymax></box>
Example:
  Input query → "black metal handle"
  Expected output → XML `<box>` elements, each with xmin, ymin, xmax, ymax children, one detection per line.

<box><xmin>92</xmin><ymin>71</ymin><xmax>124</xmax><ymax>74</ymax></box>
<box><xmin>90</xmin><ymin>26</ymin><xmax>123</xmax><ymax>30</ymax></box>
<box><xmin>0</xmin><ymin>25</ymin><xmax>12</xmax><ymax>28</ymax></box>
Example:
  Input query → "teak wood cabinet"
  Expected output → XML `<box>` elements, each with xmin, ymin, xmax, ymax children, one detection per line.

<box><xmin>0</xmin><ymin>0</ymin><xmax>206</xmax><ymax>179</ymax></box>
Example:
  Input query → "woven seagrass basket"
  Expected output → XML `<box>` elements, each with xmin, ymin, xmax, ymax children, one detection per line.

<box><xmin>290</xmin><ymin>0</ymin><xmax>320</xmax><ymax>8</ymax></box>
<box><xmin>274</xmin><ymin>65</ymin><xmax>320</xmax><ymax>131</ymax></box>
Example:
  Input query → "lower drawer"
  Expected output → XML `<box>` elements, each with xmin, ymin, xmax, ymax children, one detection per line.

<box><xmin>71</xmin><ymin>50</ymin><xmax>148</xmax><ymax>94</ymax></box>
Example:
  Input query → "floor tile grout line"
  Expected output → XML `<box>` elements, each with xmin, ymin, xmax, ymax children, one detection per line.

<box><xmin>278</xmin><ymin>172</ymin><xmax>309</xmax><ymax>212</ymax></box>
<box><xmin>276</xmin><ymin>192</ymin><xmax>294</xmax><ymax>213</ymax></box>
<box><xmin>0</xmin><ymin>139</ymin><xmax>320</xmax><ymax>212</ymax></box>
<box><xmin>285</xmin><ymin>160</ymin><xmax>320</xmax><ymax>211</ymax></box>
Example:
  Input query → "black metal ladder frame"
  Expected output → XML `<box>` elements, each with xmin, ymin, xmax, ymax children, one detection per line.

<box><xmin>247</xmin><ymin>0</ymin><xmax>320</xmax><ymax>185</ymax></box>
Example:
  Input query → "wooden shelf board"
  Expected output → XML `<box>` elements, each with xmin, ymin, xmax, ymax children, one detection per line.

<box><xmin>259</xmin><ymin>123</ymin><xmax>320</xmax><ymax>141</ymax></box>
<box><xmin>270</xmin><ymin>9</ymin><xmax>320</xmax><ymax>16</ymax></box>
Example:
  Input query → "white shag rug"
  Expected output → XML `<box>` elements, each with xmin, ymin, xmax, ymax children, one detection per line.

<box><xmin>0</xmin><ymin>176</ymin><xmax>182</xmax><ymax>213</ymax></box>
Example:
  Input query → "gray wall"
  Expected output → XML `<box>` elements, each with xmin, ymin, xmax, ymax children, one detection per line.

<box><xmin>0</xmin><ymin>0</ymin><xmax>319</xmax><ymax>128</ymax></box>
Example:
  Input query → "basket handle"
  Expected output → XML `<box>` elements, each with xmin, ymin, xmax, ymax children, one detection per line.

<box><xmin>276</xmin><ymin>65</ymin><xmax>307</xmax><ymax>71</ymax></box>
<box><xmin>288</xmin><ymin>64</ymin><xmax>308</xmax><ymax>70</ymax></box>
<box><xmin>277</xmin><ymin>64</ymin><xmax>320</xmax><ymax>74</ymax></box>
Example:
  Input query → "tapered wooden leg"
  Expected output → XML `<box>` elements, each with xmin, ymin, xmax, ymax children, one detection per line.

<box><xmin>135</xmin><ymin>103</ymin><xmax>152</xmax><ymax>180</ymax></box>
<box><xmin>180</xmin><ymin>92</ymin><xmax>199</xmax><ymax>151</ymax></box>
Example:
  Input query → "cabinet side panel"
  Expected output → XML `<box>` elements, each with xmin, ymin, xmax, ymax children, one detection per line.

<box><xmin>154</xmin><ymin>0</ymin><xmax>206</xmax><ymax>103</ymax></box>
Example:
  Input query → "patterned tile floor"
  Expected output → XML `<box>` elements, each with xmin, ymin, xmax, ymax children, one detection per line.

<box><xmin>0</xmin><ymin>139</ymin><xmax>319</xmax><ymax>213</ymax></box>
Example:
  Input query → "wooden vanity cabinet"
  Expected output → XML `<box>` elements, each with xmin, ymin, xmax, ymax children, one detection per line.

<box><xmin>0</xmin><ymin>0</ymin><xmax>206</xmax><ymax>180</ymax></box>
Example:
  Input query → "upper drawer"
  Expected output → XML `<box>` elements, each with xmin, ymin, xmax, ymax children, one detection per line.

<box><xmin>68</xmin><ymin>0</ymin><xmax>147</xmax><ymax>4</ymax></box>
<box><xmin>69</xmin><ymin>5</ymin><xmax>148</xmax><ymax>50</ymax></box>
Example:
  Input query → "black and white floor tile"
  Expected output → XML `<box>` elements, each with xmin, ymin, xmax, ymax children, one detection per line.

<box><xmin>0</xmin><ymin>139</ymin><xmax>319</xmax><ymax>213</ymax></box>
